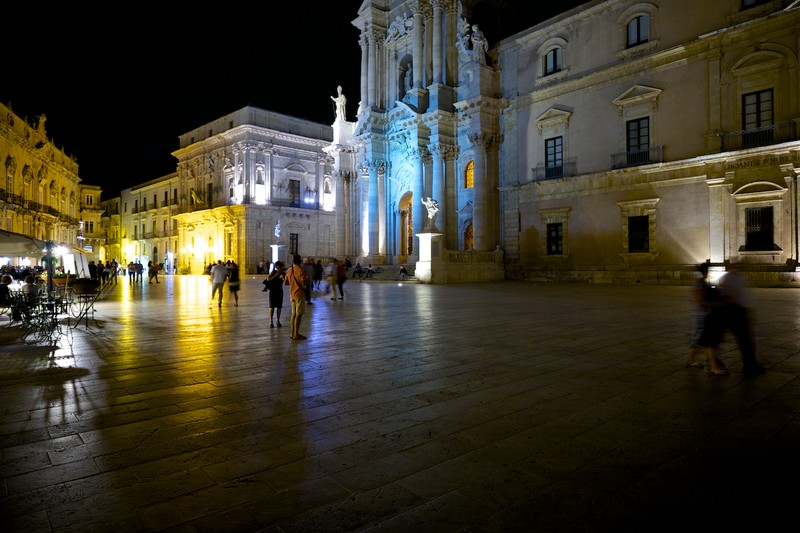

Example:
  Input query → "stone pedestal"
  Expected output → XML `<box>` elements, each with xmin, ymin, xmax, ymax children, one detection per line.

<box><xmin>415</xmin><ymin>231</ymin><xmax>446</xmax><ymax>283</ymax></box>
<box><xmin>270</xmin><ymin>244</ymin><xmax>286</xmax><ymax>267</ymax></box>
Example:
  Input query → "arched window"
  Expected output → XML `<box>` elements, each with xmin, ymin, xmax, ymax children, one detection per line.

<box><xmin>464</xmin><ymin>161</ymin><xmax>474</xmax><ymax>189</ymax></box>
<box><xmin>627</xmin><ymin>15</ymin><xmax>649</xmax><ymax>48</ymax></box>
<box><xmin>544</xmin><ymin>46</ymin><xmax>562</xmax><ymax>76</ymax></box>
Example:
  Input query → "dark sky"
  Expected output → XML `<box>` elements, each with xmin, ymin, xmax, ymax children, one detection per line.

<box><xmin>3</xmin><ymin>1</ymin><xmax>586</xmax><ymax>199</ymax></box>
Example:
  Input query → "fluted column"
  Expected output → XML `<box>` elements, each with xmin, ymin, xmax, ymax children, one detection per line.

<box><xmin>431</xmin><ymin>0</ymin><xmax>444</xmax><ymax>84</ymax></box>
<box><xmin>368</xmin><ymin>31</ymin><xmax>378</xmax><ymax>107</ymax></box>
<box><xmin>368</xmin><ymin>160</ymin><xmax>381</xmax><ymax>256</ymax></box>
<box><xmin>334</xmin><ymin>170</ymin><xmax>346</xmax><ymax>258</ymax></box>
<box><xmin>412</xmin><ymin>2</ymin><xmax>424</xmax><ymax>89</ymax></box>
<box><xmin>430</xmin><ymin>144</ymin><xmax>445</xmax><ymax>234</ymax></box>
<box><xmin>412</xmin><ymin>149</ymin><xmax>425</xmax><ymax>256</ymax></box>
<box><xmin>359</xmin><ymin>33</ymin><xmax>369</xmax><ymax>110</ymax></box>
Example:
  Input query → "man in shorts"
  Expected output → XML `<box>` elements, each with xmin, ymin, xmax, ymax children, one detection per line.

<box><xmin>284</xmin><ymin>254</ymin><xmax>310</xmax><ymax>340</ymax></box>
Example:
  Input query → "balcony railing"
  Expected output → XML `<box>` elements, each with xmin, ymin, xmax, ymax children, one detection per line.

<box><xmin>610</xmin><ymin>145</ymin><xmax>664</xmax><ymax>169</ymax></box>
<box><xmin>718</xmin><ymin>122</ymin><xmax>798</xmax><ymax>152</ymax></box>
<box><xmin>532</xmin><ymin>158</ymin><xmax>577</xmax><ymax>180</ymax></box>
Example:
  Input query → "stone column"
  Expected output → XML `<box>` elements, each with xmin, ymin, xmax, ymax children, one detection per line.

<box><xmin>707</xmin><ymin>175</ymin><xmax>728</xmax><ymax>263</ymax></box>
<box><xmin>411</xmin><ymin>150</ymin><xmax>425</xmax><ymax>258</ymax></box>
<box><xmin>368</xmin><ymin>160</ymin><xmax>381</xmax><ymax>257</ymax></box>
<box><xmin>368</xmin><ymin>31</ymin><xmax>378</xmax><ymax>108</ymax></box>
<box><xmin>360</xmin><ymin>33</ymin><xmax>369</xmax><ymax>110</ymax></box>
<box><xmin>431</xmin><ymin>0</ymin><xmax>444</xmax><ymax>84</ymax></box>
<box><xmin>443</xmin><ymin>145</ymin><xmax>458</xmax><ymax>249</ymax></box>
<box><xmin>334</xmin><ymin>170</ymin><xmax>347</xmax><ymax>258</ymax></box>
<box><xmin>430</xmin><ymin>144</ymin><xmax>445</xmax><ymax>235</ymax></box>
<box><xmin>469</xmin><ymin>132</ymin><xmax>489</xmax><ymax>250</ymax></box>
<box><xmin>412</xmin><ymin>3</ymin><xmax>424</xmax><ymax>89</ymax></box>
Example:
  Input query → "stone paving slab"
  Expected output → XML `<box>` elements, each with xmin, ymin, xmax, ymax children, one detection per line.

<box><xmin>1</xmin><ymin>276</ymin><xmax>798</xmax><ymax>532</ymax></box>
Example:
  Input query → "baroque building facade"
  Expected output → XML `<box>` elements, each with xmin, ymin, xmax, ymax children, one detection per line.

<box><xmin>0</xmin><ymin>102</ymin><xmax>99</xmax><ymax>266</ymax></box>
<box><xmin>169</xmin><ymin>107</ymin><xmax>336</xmax><ymax>274</ymax></box>
<box><xmin>330</xmin><ymin>0</ymin><xmax>800</xmax><ymax>284</ymax></box>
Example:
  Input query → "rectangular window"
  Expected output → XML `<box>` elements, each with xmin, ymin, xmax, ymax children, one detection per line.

<box><xmin>545</xmin><ymin>137</ymin><xmax>563</xmax><ymax>178</ymax></box>
<box><xmin>626</xmin><ymin>118</ymin><xmax>650</xmax><ymax>165</ymax></box>
<box><xmin>546</xmin><ymin>222</ymin><xmax>563</xmax><ymax>255</ymax></box>
<box><xmin>745</xmin><ymin>206</ymin><xmax>773</xmax><ymax>251</ymax></box>
<box><xmin>544</xmin><ymin>47</ymin><xmax>562</xmax><ymax>76</ymax></box>
<box><xmin>742</xmin><ymin>89</ymin><xmax>773</xmax><ymax>148</ymax></box>
<box><xmin>289</xmin><ymin>180</ymin><xmax>301</xmax><ymax>207</ymax></box>
<box><xmin>207</xmin><ymin>183</ymin><xmax>213</xmax><ymax>206</ymax></box>
<box><xmin>627</xmin><ymin>15</ymin><xmax>649</xmax><ymax>48</ymax></box>
<box><xmin>164</xmin><ymin>191</ymin><xmax>168</xmax><ymax>206</ymax></box>
<box><xmin>289</xmin><ymin>233</ymin><xmax>299</xmax><ymax>256</ymax></box>
<box><xmin>173</xmin><ymin>188</ymin><xmax>178</xmax><ymax>204</ymax></box>
<box><xmin>628</xmin><ymin>215</ymin><xmax>649</xmax><ymax>253</ymax></box>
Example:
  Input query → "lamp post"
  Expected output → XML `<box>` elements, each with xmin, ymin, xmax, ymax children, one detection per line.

<box><xmin>45</xmin><ymin>240</ymin><xmax>54</xmax><ymax>296</ymax></box>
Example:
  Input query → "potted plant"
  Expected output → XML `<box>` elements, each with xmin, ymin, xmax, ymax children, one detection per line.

<box><xmin>71</xmin><ymin>278</ymin><xmax>101</xmax><ymax>295</ymax></box>
<box><xmin>52</xmin><ymin>272</ymin><xmax>76</xmax><ymax>286</ymax></box>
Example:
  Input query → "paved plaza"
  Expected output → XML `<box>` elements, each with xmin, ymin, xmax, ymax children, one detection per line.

<box><xmin>1</xmin><ymin>275</ymin><xmax>799</xmax><ymax>532</ymax></box>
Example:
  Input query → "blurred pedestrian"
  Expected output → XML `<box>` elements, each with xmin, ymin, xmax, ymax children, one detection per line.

<box><xmin>210</xmin><ymin>260</ymin><xmax>228</xmax><ymax>307</ymax></box>
<box><xmin>302</xmin><ymin>257</ymin><xmax>315</xmax><ymax>305</ymax></box>
<box><xmin>685</xmin><ymin>263</ymin><xmax>727</xmax><ymax>375</ymax></box>
<box><xmin>228</xmin><ymin>261</ymin><xmax>241</xmax><ymax>307</ymax></box>
<box><xmin>326</xmin><ymin>258</ymin><xmax>338</xmax><ymax>299</ymax></box>
<box><xmin>719</xmin><ymin>263</ymin><xmax>765</xmax><ymax>376</ymax></box>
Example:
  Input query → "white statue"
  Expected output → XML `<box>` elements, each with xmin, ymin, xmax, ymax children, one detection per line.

<box><xmin>421</xmin><ymin>196</ymin><xmax>439</xmax><ymax>229</ymax></box>
<box><xmin>274</xmin><ymin>220</ymin><xmax>281</xmax><ymax>238</ymax></box>
<box><xmin>471</xmin><ymin>24</ymin><xmax>488</xmax><ymax>65</ymax></box>
<box><xmin>331</xmin><ymin>85</ymin><xmax>347</xmax><ymax>122</ymax></box>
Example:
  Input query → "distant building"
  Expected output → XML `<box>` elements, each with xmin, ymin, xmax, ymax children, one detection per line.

<box><xmin>171</xmin><ymin>107</ymin><xmax>336</xmax><ymax>274</ymax></box>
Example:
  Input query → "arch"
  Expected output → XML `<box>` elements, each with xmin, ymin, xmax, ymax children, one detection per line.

<box><xmin>398</xmin><ymin>191</ymin><xmax>414</xmax><ymax>260</ymax></box>
<box><xmin>463</xmin><ymin>222</ymin><xmax>474</xmax><ymax>251</ymax></box>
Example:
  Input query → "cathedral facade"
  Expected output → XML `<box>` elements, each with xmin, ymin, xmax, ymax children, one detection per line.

<box><xmin>333</xmin><ymin>0</ymin><xmax>800</xmax><ymax>284</ymax></box>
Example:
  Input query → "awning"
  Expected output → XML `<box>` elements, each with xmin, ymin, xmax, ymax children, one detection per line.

<box><xmin>0</xmin><ymin>230</ymin><xmax>47</xmax><ymax>257</ymax></box>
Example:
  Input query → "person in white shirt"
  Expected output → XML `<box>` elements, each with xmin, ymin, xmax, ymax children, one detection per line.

<box><xmin>210</xmin><ymin>260</ymin><xmax>228</xmax><ymax>307</ymax></box>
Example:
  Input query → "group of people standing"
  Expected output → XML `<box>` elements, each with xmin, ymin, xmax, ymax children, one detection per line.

<box><xmin>685</xmin><ymin>262</ymin><xmax>766</xmax><ymax>376</ymax></box>
<box><xmin>261</xmin><ymin>255</ymin><xmax>351</xmax><ymax>341</ymax></box>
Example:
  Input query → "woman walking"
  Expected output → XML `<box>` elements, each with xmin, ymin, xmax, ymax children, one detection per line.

<box><xmin>266</xmin><ymin>261</ymin><xmax>285</xmax><ymax>327</ymax></box>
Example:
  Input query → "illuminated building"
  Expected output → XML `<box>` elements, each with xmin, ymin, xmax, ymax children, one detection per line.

<box><xmin>170</xmin><ymin>107</ymin><xmax>337</xmax><ymax>274</ymax></box>
<box><xmin>0</xmin><ymin>103</ymin><xmax>97</xmax><ymax>266</ymax></box>
<box><xmin>336</xmin><ymin>0</ymin><xmax>800</xmax><ymax>284</ymax></box>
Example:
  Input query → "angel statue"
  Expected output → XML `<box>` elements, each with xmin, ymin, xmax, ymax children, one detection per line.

<box><xmin>421</xmin><ymin>196</ymin><xmax>439</xmax><ymax>230</ymax></box>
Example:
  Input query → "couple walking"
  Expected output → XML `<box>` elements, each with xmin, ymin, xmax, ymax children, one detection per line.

<box><xmin>685</xmin><ymin>263</ymin><xmax>765</xmax><ymax>376</ymax></box>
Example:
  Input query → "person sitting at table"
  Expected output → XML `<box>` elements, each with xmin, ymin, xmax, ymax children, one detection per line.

<box><xmin>0</xmin><ymin>274</ymin><xmax>12</xmax><ymax>306</ymax></box>
<box><xmin>20</xmin><ymin>275</ymin><xmax>40</xmax><ymax>304</ymax></box>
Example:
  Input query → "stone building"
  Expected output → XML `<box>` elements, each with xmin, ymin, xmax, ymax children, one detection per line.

<box><xmin>335</xmin><ymin>0</ymin><xmax>800</xmax><ymax>284</ymax></box>
<box><xmin>169</xmin><ymin>107</ymin><xmax>336</xmax><ymax>274</ymax></box>
<box><xmin>0</xmin><ymin>102</ymin><xmax>97</xmax><ymax>266</ymax></box>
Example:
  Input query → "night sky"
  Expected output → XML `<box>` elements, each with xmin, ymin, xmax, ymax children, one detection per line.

<box><xmin>2</xmin><ymin>1</ymin><xmax>586</xmax><ymax>199</ymax></box>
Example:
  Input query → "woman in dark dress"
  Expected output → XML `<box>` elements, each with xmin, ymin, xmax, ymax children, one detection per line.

<box><xmin>227</xmin><ymin>261</ymin><xmax>241</xmax><ymax>307</ymax></box>
<box><xmin>267</xmin><ymin>261</ymin><xmax>285</xmax><ymax>327</ymax></box>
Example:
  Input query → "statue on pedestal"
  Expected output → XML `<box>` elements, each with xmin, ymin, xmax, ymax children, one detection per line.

<box><xmin>421</xmin><ymin>196</ymin><xmax>439</xmax><ymax>230</ymax></box>
<box><xmin>331</xmin><ymin>86</ymin><xmax>347</xmax><ymax>122</ymax></box>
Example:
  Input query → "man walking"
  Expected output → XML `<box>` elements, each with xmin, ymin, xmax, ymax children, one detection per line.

<box><xmin>210</xmin><ymin>260</ymin><xmax>228</xmax><ymax>307</ymax></box>
<box><xmin>718</xmin><ymin>263</ymin><xmax>765</xmax><ymax>376</ymax></box>
<box><xmin>285</xmin><ymin>254</ymin><xmax>310</xmax><ymax>340</ymax></box>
